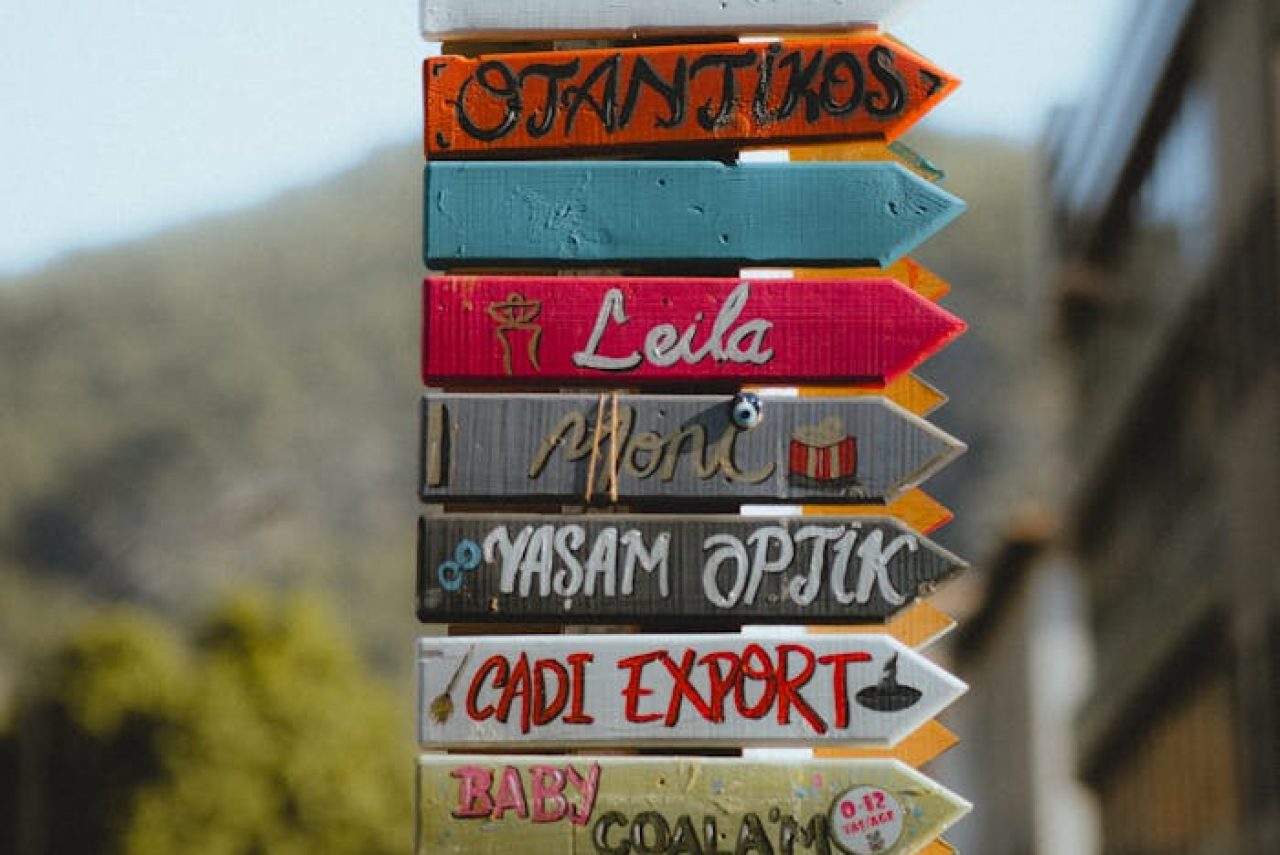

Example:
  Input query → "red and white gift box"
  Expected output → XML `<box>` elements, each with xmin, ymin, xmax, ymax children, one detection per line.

<box><xmin>789</xmin><ymin>417</ymin><xmax>857</xmax><ymax>482</ymax></box>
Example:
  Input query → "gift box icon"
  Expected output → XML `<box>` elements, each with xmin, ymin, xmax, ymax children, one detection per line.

<box><xmin>789</xmin><ymin>417</ymin><xmax>857</xmax><ymax>483</ymax></box>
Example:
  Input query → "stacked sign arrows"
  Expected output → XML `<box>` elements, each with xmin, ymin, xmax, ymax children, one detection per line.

<box><xmin>414</xmin><ymin>3</ymin><xmax>970</xmax><ymax>853</ymax></box>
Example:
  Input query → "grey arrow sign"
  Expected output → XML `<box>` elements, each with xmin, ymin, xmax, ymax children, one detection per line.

<box><xmin>419</xmin><ymin>392</ymin><xmax>964</xmax><ymax>506</ymax></box>
<box><xmin>417</xmin><ymin>514</ymin><xmax>966</xmax><ymax>626</ymax></box>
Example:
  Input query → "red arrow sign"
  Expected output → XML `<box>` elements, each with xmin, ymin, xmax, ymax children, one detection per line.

<box><xmin>422</xmin><ymin>275</ymin><xmax>964</xmax><ymax>388</ymax></box>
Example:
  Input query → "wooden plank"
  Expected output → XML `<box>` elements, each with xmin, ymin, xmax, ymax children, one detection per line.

<box><xmin>791</xmin><ymin>139</ymin><xmax>947</xmax><ymax>183</ymax></box>
<box><xmin>424</xmin><ymin>36</ymin><xmax>957</xmax><ymax>158</ymax></box>
<box><xmin>422</xmin><ymin>275</ymin><xmax>965</xmax><ymax>388</ymax></box>
<box><xmin>417</xmin><ymin>392</ymin><xmax>965</xmax><ymax>506</ymax></box>
<box><xmin>795</xmin><ymin>373</ymin><xmax>948</xmax><ymax>416</ymax></box>
<box><xmin>816</xmin><ymin>719</ymin><xmax>960</xmax><ymax>768</ymax></box>
<box><xmin>416</xmin><ymin>514</ymin><xmax>966</xmax><ymax>626</ymax></box>
<box><xmin>417</xmin><ymin>755</ymin><xmax>968</xmax><ymax>855</ymax></box>
<box><xmin>416</xmin><ymin>633</ymin><xmax>966</xmax><ymax>748</ymax></box>
<box><xmin>420</xmin><ymin>0</ymin><xmax>917</xmax><ymax>41</ymax></box>
<box><xmin>799</xmin><ymin>258</ymin><xmax>951</xmax><ymax>301</ymax></box>
<box><xmin>811</xmin><ymin>601</ymin><xmax>957</xmax><ymax>650</ymax></box>
<box><xmin>423</xmin><ymin>161</ymin><xmax>965</xmax><ymax>269</ymax></box>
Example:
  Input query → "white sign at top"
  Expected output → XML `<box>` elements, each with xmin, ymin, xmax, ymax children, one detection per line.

<box><xmin>421</xmin><ymin>0</ymin><xmax>919</xmax><ymax>41</ymax></box>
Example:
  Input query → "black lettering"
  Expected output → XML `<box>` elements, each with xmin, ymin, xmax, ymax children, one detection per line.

<box><xmin>563</xmin><ymin>54</ymin><xmax>622</xmax><ymax>135</ymax></box>
<box><xmin>670</xmin><ymin>815</ymin><xmax>706</xmax><ymax>855</ymax></box>
<box><xmin>779</xmin><ymin>814</ymin><xmax>830</xmax><ymax>855</ymax></box>
<box><xmin>633</xmin><ymin>812</ymin><xmax>672</xmax><ymax>855</ymax></box>
<box><xmin>455</xmin><ymin>61</ymin><xmax>521</xmax><ymax>142</ymax></box>
<box><xmin>774</xmin><ymin>49</ymin><xmax>825</xmax><ymax>123</ymax></box>
<box><xmin>690</xmin><ymin>51</ymin><xmax>758</xmax><ymax>131</ymax></box>
<box><xmin>866</xmin><ymin>46</ymin><xmax>907</xmax><ymax>118</ymax></box>
<box><xmin>752</xmin><ymin>43</ymin><xmax>782</xmax><ymax>126</ymax></box>
<box><xmin>735</xmin><ymin>813</ymin><xmax>775</xmax><ymax>855</ymax></box>
<box><xmin>820</xmin><ymin>52</ymin><xmax>865</xmax><ymax>117</ymax></box>
<box><xmin>519</xmin><ymin>60</ymin><xmax>580</xmax><ymax>137</ymax></box>
<box><xmin>621</xmin><ymin>56</ymin><xmax>688</xmax><ymax>130</ymax></box>
<box><xmin>595</xmin><ymin>811</ymin><xmax>632</xmax><ymax>855</ymax></box>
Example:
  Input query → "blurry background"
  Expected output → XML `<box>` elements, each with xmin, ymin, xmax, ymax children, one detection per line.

<box><xmin>4</xmin><ymin>0</ymin><xmax>1278</xmax><ymax>853</ymax></box>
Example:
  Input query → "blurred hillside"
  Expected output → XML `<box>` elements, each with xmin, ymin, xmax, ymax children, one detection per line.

<box><xmin>0</xmin><ymin>134</ymin><xmax>1043</xmax><ymax>697</ymax></box>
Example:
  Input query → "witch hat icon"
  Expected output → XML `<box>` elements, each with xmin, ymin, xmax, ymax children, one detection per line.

<box><xmin>855</xmin><ymin>654</ymin><xmax>923</xmax><ymax>712</ymax></box>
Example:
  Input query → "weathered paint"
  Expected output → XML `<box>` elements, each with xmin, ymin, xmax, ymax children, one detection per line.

<box><xmin>817</xmin><ymin>719</ymin><xmax>960</xmax><ymax>768</ymax></box>
<box><xmin>422</xmin><ymin>160</ymin><xmax>965</xmax><ymax>269</ymax></box>
<box><xmin>416</xmin><ymin>755</ymin><xmax>966</xmax><ymax>855</ymax></box>
<box><xmin>424</xmin><ymin>36</ymin><xmax>956</xmax><ymax>158</ymax></box>
<box><xmin>416</xmin><ymin>633</ymin><xmax>966</xmax><ymax>748</ymax></box>
<box><xmin>418</xmin><ymin>392</ymin><xmax>965</xmax><ymax>506</ymax></box>
<box><xmin>420</xmin><ymin>0</ymin><xmax>918</xmax><ymax>40</ymax></box>
<box><xmin>421</xmin><ymin>275</ymin><xmax>965</xmax><ymax>388</ymax></box>
<box><xmin>416</xmin><ymin>514</ymin><xmax>966</xmax><ymax>625</ymax></box>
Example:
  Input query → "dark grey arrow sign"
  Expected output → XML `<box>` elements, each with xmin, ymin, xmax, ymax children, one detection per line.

<box><xmin>419</xmin><ymin>392</ymin><xmax>964</xmax><ymax>506</ymax></box>
<box><xmin>417</xmin><ymin>514</ymin><xmax>966</xmax><ymax>625</ymax></box>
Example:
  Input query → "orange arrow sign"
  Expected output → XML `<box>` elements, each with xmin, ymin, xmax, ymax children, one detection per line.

<box><xmin>810</xmin><ymin>600</ymin><xmax>956</xmax><ymax>650</ymax></box>
<box><xmin>806</xmin><ymin>489</ymin><xmax>953</xmax><ymax>535</ymax></box>
<box><xmin>816</xmin><ymin>719</ymin><xmax>959</xmax><ymax>768</ymax></box>
<box><xmin>799</xmin><ymin>258</ymin><xmax>951</xmax><ymax>302</ymax></box>
<box><xmin>797</xmin><ymin>373</ymin><xmax>947</xmax><ymax>417</ymax></box>
<box><xmin>424</xmin><ymin>35</ymin><xmax>958</xmax><ymax>158</ymax></box>
<box><xmin>791</xmin><ymin>139</ymin><xmax>946</xmax><ymax>184</ymax></box>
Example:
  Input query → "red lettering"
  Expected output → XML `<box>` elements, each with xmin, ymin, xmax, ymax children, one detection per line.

<box><xmin>617</xmin><ymin>650</ymin><xmax>665</xmax><ymax>723</ymax></box>
<box><xmin>698</xmin><ymin>651</ymin><xmax>741</xmax><ymax>723</ymax></box>
<box><xmin>734</xmin><ymin>643</ymin><xmax>777</xmax><ymax>720</ymax></box>
<box><xmin>662</xmin><ymin>648</ymin><xmax>714</xmax><ymax>726</ymax></box>
<box><xmin>818</xmin><ymin>651</ymin><xmax>872</xmax><ymax>729</ymax></box>
<box><xmin>495</xmin><ymin>654</ymin><xmax>535</xmax><ymax>734</ymax></box>
<box><xmin>466</xmin><ymin>655</ymin><xmax>508</xmax><ymax>721</ymax></box>
<box><xmin>533</xmin><ymin>658</ymin><xmax>569</xmax><ymax>726</ymax></box>
<box><xmin>564</xmin><ymin>652</ymin><xmax>595</xmax><ymax>725</ymax></box>
<box><xmin>775</xmin><ymin>643</ymin><xmax>826</xmax><ymax>733</ymax></box>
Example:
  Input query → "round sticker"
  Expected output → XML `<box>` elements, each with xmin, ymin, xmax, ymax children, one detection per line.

<box><xmin>829</xmin><ymin>786</ymin><xmax>905</xmax><ymax>854</ymax></box>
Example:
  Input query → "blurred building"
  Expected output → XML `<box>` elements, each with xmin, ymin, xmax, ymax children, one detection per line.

<box><xmin>1039</xmin><ymin>0</ymin><xmax>1280</xmax><ymax>852</ymax></box>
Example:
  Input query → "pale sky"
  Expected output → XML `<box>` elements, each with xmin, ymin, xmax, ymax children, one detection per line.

<box><xmin>0</xmin><ymin>0</ymin><xmax>1128</xmax><ymax>277</ymax></box>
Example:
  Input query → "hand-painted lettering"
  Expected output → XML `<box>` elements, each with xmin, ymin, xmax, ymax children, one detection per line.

<box><xmin>572</xmin><ymin>283</ymin><xmax>774</xmax><ymax>373</ymax></box>
<box><xmin>450</xmin><ymin>762</ymin><xmax>601</xmax><ymax>827</ymax></box>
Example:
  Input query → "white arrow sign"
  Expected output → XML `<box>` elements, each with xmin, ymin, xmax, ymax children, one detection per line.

<box><xmin>417</xmin><ymin>632</ymin><xmax>964</xmax><ymax>749</ymax></box>
<box><xmin>421</xmin><ymin>0</ymin><xmax>919</xmax><ymax>40</ymax></box>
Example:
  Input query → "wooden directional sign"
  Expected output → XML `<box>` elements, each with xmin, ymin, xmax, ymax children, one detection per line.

<box><xmin>423</xmin><ymin>161</ymin><xmax>965</xmax><ymax>269</ymax></box>
<box><xmin>796</xmin><ymin>373</ymin><xmax>948</xmax><ymax>417</ymax></box>
<box><xmin>423</xmin><ymin>36</ymin><xmax>957</xmax><ymax>159</ymax></box>
<box><xmin>420</xmin><ymin>0</ymin><xmax>917</xmax><ymax>41</ymax></box>
<box><xmin>417</xmin><ymin>755</ymin><xmax>969</xmax><ymax>855</ymax></box>
<box><xmin>826</xmin><ymin>601</ymin><xmax>958</xmax><ymax>650</ymax></box>
<box><xmin>416</xmin><ymin>514</ymin><xmax>966</xmax><ymax>625</ymax></box>
<box><xmin>416</xmin><ymin>633</ymin><xmax>966</xmax><ymax>748</ymax></box>
<box><xmin>819</xmin><ymin>719</ymin><xmax>960</xmax><ymax>768</ymax></box>
<box><xmin>422</xmin><ymin>275</ymin><xmax>965</xmax><ymax>388</ymax></box>
<box><xmin>792</xmin><ymin>139</ymin><xmax>947</xmax><ymax>183</ymax></box>
<box><xmin>800</xmin><ymin>258</ymin><xmax>952</xmax><ymax>302</ymax></box>
<box><xmin>419</xmin><ymin>392</ymin><xmax>965</xmax><ymax>506</ymax></box>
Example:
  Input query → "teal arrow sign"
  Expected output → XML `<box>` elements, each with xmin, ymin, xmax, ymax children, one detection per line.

<box><xmin>423</xmin><ymin>160</ymin><xmax>964</xmax><ymax>269</ymax></box>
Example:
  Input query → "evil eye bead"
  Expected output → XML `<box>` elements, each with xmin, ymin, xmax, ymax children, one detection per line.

<box><xmin>731</xmin><ymin>392</ymin><xmax>764</xmax><ymax>430</ymax></box>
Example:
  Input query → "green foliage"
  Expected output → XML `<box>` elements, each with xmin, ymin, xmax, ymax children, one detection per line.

<box><xmin>6</xmin><ymin>591</ymin><xmax>410</xmax><ymax>855</ymax></box>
